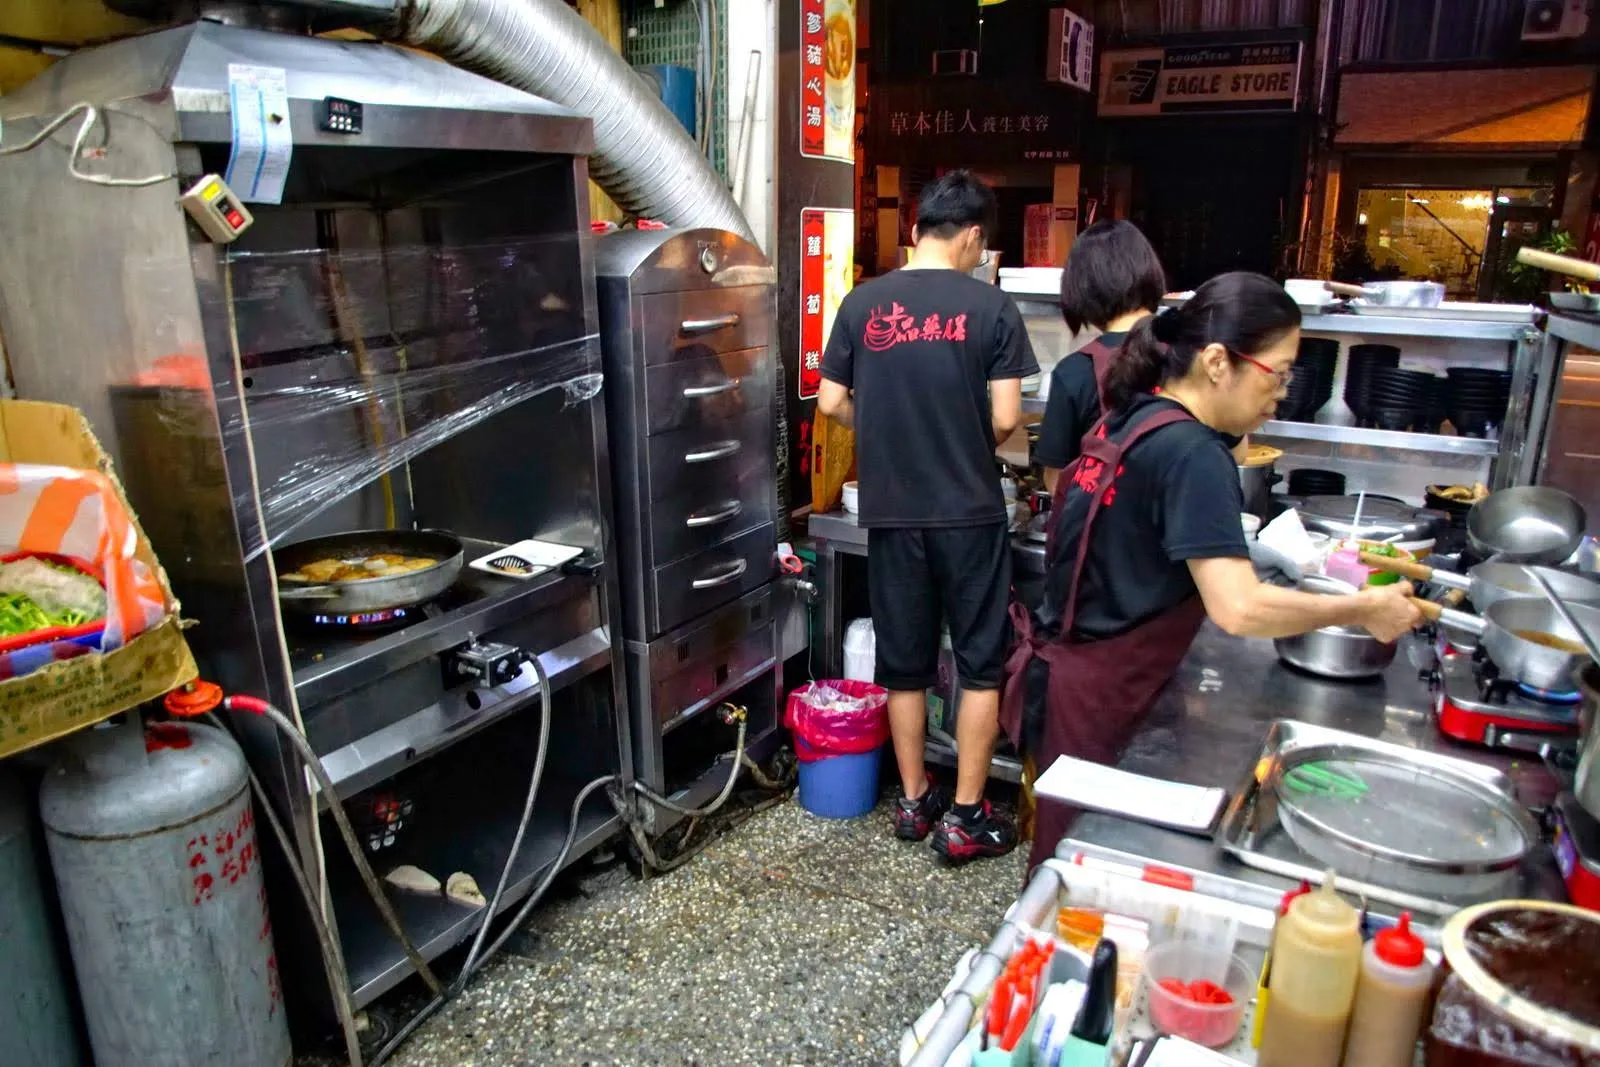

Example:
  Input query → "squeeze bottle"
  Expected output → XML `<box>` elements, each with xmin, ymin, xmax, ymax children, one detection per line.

<box><xmin>1256</xmin><ymin>872</ymin><xmax>1362</xmax><ymax>1067</ymax></box>
<box><xmin>1341</xmin><ymin>912</ymin><xmax>1433</xmax><ymax>1067</ymax></box>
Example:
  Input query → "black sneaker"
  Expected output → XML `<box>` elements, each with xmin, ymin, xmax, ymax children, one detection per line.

<box><xmin>891</xmin><ymin>779</ymin><xmax>951</xmax><ymax>841</ymax></box>
<box><xmin>931</xmin><ymin>801</ymin><xmax>1017</xmax><ymax>863</ymax></box>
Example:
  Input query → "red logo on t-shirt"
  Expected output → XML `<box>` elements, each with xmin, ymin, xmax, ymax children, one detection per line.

<box><xmin>863</xmin><ymin>302</ymin><xmax>968</xmax><ymax>351</ymax></box>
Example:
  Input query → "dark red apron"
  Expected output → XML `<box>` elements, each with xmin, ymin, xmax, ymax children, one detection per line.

<box><xmin>1003</xmin><ymin>407</ymin><xmax>1209</xmax><ymax>873</ymax></box>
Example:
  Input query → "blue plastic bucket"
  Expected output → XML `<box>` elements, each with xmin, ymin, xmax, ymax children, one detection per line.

<box><xmin>796</xmin><ymin>739</ymin><xmax>882</xmax><ymax>819</ymax></box>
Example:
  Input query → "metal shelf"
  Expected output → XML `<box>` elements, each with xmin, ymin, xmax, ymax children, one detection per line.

<box><xmin>1256</xmin><ymin>421</ymin><xmax>1500</xmax><ymax>457</ymax></box>
<box><xmin>1299</xmin><ymin>312</ymin><xmax>1532</xmax><ymax>343</ymax></box>
<box><xmin>1545</xmin><ymin>312</ymin><xmax>1600</xmax><ymax>352</ymax></box>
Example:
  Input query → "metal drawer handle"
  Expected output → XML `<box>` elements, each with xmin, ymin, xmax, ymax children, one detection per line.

<box><xmin>680</xmin><ymin>313</ymin><xmax>741</xmax><ymax>336</ymax></box>
<box><xmin>682</xmin><ymin>378</ymin><xmax>742</xmax><ymax>398</ymax></box>
<box><xmin>691</xmin><ymin>558</ymin><xmax>749</xmax><ymax>590</ymax></box>
<box><xmin>685</xmin><ymin>501</ymin><xmax>743</xmax><ymax>528</ymax></box>
<box><xmin>684</xmin><ymin>440</ymin><xmax>742</xmax><ymax>463</ymax></box>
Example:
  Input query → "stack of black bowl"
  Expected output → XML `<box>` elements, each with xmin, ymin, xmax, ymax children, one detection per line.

<box><xmin>1444</xmin><ymin>367</ymin><xmax>1513</xmax><ymax>438</ymax></box>
<box><xmin>1365</xmin><ymin>367</ymin><xmax>1438</xmax><ymax>431</ymax></box>
<box><xmin>1421</xmin><ymin>374</ymin><xmax>1450</xmax><ymax>434</ymax></box>
<box><xmin>1343</xmin><ymin>344</ymin><xmax>1401</xmax><ymax>424</ymax></box>
<box><xmin>1279</xmin><ymin>338</ymin><xmax>1339</xmax><ymax>422</ymax></box>
<box><xmin>1288</xmin><ymin>468</ymin><xmax>1346</xmax><ymax>496</ymax></box>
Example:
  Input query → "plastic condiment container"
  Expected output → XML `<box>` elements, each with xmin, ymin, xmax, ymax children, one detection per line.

<box><xmin>1423</xmin><ymin>900</ymin><xmax>1600</xmax><ymax>1066</ymax></box>
<box><xmin>1342</xmin><ymin>912</ymin><xmax>1432</xmax><ymax>1067</ymax></box>
<box><xmin>1143</xmin><ymin>940</ymin><xmax>1254</xmax><ymax>1048</ymax></box>
<box><xmin>1257</xmin><ymin>873</ymin><xmax>1362</xmax><ymax>1067</ymax></box>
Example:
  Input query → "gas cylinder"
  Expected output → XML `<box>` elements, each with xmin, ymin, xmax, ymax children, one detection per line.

<box><xmin>40</xmin><ymin>717</ymin><xmax>291</xmax><ymax>1067</ymax></box>
<box><xmin>0</xmin><ymin>768</ymin><xmax>84</xmax><ymax>1066</ymax></box>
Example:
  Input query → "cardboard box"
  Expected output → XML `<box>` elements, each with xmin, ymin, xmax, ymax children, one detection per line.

<box><xmin>0</xmin><ymin>400</ymin><xmax>197</xmax><ymax>757</ymax></box>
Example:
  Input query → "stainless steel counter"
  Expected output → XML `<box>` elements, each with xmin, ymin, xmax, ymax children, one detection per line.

<box><xmin>1067</xmin><ymin>621</ymin><xmax>1566</xmax><ymax>900</ymax></box>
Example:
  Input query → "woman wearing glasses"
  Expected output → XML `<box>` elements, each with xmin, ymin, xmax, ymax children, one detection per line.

<box><xmin>1003</xmin><ymin>272</ymin><xmax>1423</xmax><ymax>872</ymax></box>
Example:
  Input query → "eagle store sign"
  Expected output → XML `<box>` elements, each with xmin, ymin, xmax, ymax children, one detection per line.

<box><xmin>1098</xmin><ymin>41</ymin><xmax>1303</xmax><ymax>117</ymax></box>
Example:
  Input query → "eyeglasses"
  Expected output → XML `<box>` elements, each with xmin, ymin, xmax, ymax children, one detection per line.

<box><xmin>1233</xmin><ymin>350</ymin><xmax>1293</xmax><ymax>388</ymax></box>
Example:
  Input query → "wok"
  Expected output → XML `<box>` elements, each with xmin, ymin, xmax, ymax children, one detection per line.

<box><xmin>273</xmin><ymin>529</ymin><xmax>464</xmax><ymax>616</ymax></box>
<box><xmin>1359</xmin><ymin>552</ymin><xmax>1600</xmax><ymax>613</ymax></box>
<box><xmin>1412</xmin><ymin>596</ymin><xmax>1600</xmax><ymax>692</ymax></box>
<box><xmin>1323</xmin><ymin>280</ymin><xmax>1445</xmax><ymax>308</ymax></box>
<box><xmin>1467</xmin><ymin>486</ymin><xmax>1586</xmax><ymax>564</ymax></box>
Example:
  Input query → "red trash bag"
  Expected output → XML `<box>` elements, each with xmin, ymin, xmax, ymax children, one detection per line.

<box><xmin>784</xmin><ymin>679</ymin><xmax>890</xmax><ymax>762</ymax></box>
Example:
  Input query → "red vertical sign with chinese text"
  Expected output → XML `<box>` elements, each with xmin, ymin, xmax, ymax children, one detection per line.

<box><xmin>799</xmin><ymin>208</ymin><xmax>827</xmax><ymax>399</ymax></box>
<box><xmin>800</xmin><ymin>0</ymin><xmax>827</xmax><ymax>158</ymax></box>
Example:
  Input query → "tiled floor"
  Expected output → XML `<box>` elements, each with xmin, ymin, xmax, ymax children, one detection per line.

<box><xmin>304</xmin><ymin>797</ymin><xmax>1025</xmax><ymax>1067</ymax></box>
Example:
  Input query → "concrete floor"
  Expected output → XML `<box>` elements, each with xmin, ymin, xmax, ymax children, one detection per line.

<box><xmin>308</xmin><ymin>796</ymin><xmax>1025</xmax><ymax>1067</ymax></box>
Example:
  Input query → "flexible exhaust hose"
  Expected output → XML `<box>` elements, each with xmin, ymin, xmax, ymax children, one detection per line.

<box><xmin>396</xmin><ymin>0</ymin><xmax>755</xmax><ymax>242</ymax></box>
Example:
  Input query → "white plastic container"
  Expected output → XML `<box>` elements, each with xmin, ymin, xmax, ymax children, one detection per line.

<box><xmin>1241</xmin><ymin>513</ymin><xmax>1262</xmax><ymax>541</ymax></box>
<box><xmin>841</xmin><ymin>481</ymin><xmax>859</xmax><ymax>515</ymax></box>
<box><xmin>843</xmin><ymin>618</ymin><xmax>875</xmax><ymax>682</ymax></box>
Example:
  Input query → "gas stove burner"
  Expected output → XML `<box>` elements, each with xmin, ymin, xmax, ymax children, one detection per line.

<box><xmin>307</xmin><ymin>606</ymin><xmax>417</xmax><ymax>631</ymax></box>
<box><xmin>1430</xmin><ymin>654</ymin><xmax>1581</xmax><ymax>748</ymax></box>
<box><xmin>1515</xmin><ymin>682</ymin><xmax>1582</xmax><ymax>705</ymax></box>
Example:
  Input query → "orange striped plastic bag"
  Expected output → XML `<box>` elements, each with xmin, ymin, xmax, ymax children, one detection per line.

<box><xmin>0</xmin><ymin>463</ymin><xmax>166</xmax><ymax>678</ymax></box>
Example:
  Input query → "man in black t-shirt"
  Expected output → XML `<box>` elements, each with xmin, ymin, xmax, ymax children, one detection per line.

<box><xmin>817</xmin><ymin>171</ymin><xmax>1038</xmax><ymax>863</ymax></box>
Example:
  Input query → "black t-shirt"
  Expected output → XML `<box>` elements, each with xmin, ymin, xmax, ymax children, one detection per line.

<box><xmin>820</xmin><ymin>268</ymin><xmax>1039</xmax><ymax>528</ymax></box>
<box><xmin>1033</xmin><ymin>330</ymin><xmax>1128</xmax><ymax>469</ymax></box>
<box><xmin>1037</xmin><ymin>394</ymin><xmax>1248</xmax><ymax>639</ymax></box>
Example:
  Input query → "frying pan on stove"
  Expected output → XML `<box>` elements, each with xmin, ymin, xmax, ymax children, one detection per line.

<box><xmin>1412</xmin><ymin>596</ymin><xmax>1600</xmax><ymax>692</ymax></box>
<box><xmin>272</xmin><ymin>529</ymin><xmax>465</xmax><ymax>616</ymax></box>
<box><xmin>1467</xmin><ymin>486</ymin><xmax>1586</xmax><ymax>565</ymax></box>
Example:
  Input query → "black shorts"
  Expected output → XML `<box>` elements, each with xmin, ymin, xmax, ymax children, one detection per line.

<box><xmin>866</xmin><ymin>522</ymin><xmax>1012</xmax><ymax>692</ymax></box>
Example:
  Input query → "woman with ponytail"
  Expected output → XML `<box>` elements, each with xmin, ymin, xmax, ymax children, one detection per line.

<box><xmin>1035</xmin><ymin>220</ymin><xmax>1168</xmax><ymax>490</ymax></box>
<box><xmin>1003</xmin><ymin>271</ymin><xmax>1424</xmax><ymax>872</ymax></box>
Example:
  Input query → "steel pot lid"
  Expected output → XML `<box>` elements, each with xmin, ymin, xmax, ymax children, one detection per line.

<box><xmin>1297</xmin><ymin>494</ymin><xmax>1437</xmax><ymax>541</ymax></box>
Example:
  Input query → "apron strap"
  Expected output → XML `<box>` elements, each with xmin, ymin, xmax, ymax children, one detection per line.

<box><xmin>1058</xmin><ymin>407</ymin><xmax>1197</xmax><ymax>636</ymax></box>
<box><xmin>1083</xmin><ymin>337</ymin><xmax>1120</xmax><ymax>413</ymax></box>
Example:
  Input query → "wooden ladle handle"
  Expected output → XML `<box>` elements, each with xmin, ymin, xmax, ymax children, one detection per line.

<box><xmin>1409</xmin><ymin>597</ymin><xmax>1444</xmax><ymax>622</ymax></box>
<box><xmin>1359</xmin><ymin>551</ymin><xmax>1433</xmax><ymax>581</ymax></box>
<box><xmin>1516</xmin><ymin>247</ymin><xmax>1600</xmax><ymax>281</ymax></box>
<box><xmin>1324</xmin><ymin>281</ymin><xmax>1374</xmax><ymax>298</ymax></box>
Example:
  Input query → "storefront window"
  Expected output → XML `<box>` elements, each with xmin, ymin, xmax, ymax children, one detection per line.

<box><xmin>1351</xmin><ymin>185</ymin><xmax>1554</xmax><ymax>299</ymax></box>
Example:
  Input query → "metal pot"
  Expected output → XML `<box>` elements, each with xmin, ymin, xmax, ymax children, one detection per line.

<box><xmin>1297</xmin><ymin>494</ymin><xmax>1439</xmax><ymax>543</ymax></box>
<box><xmin>1467</xmin><ymin>486</ymin><xmax>1587</xmax><ymax>564</ymax></box>
<box><xmin>1573</xmin><ymin>663</ymin><xmax>1600</xmax><ymax>822</ymax></box>
<box><xmin>1324</xmin><ymin>280</ymin><xmax>1446</xmax><ymax>307</ymax></box>
<box><xmin>1238</xmin><ymin>461</ymin><xmax>1281</xmax><ymax>519</ymax></box>
<box><xmin>1275</xmin><ymin>575</ymin><xmax>1398</xmax><ymax>679</ymax></box>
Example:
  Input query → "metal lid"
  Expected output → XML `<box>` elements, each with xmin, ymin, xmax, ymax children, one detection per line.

<box><xmin>1297</xmin><ymin>495</ymin><xmax>1437</xmax><ymax>541</ymax></box>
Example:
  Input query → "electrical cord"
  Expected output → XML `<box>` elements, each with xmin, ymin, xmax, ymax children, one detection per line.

<box><xmin>225</xmin><ymin>694</ymin><xmax>447</xmax><ymax>997</ymax></box>
<box><xmin>0</xmin><ymin>101</ymin><xmax>173</xmax><ymax>187</ymax></box>
<box><xmin>205</xmin><ymin>687</ymin><xmax>759</xmax><ymax>1067</ymax></box>
<box><xmin>453</xmin><ymin>652</ymin><xmax>550</xmax><ymax>989</ymax></box>
<box><xmin>206</xmin><ymin>712</ymin><xmax>366</xmax><ymax>1067</ymax></box>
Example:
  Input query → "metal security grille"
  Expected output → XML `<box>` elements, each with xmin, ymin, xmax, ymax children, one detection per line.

<box><xmin>624</xmin><ymin>0</ymin><xmax>729</xmax><ymax>179</ymax></box>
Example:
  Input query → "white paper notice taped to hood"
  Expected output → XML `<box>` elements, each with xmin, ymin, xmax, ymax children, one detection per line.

<box><xmin>226</xmin><ymin>64</ymin><xmax>293</xmax><ymax>204</ymax></box>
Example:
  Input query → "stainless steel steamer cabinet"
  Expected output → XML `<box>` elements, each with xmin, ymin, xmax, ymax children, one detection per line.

<box><xmin>595</xmin><ymin>229</ymin><xmax>786</xmax><ymax>824</ymax></box>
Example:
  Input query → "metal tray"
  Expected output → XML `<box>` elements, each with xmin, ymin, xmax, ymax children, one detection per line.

<box><xmin>1215</xmin><ymin>719</ymin><xmax>1540</xmax><ymax>917</ymax></box>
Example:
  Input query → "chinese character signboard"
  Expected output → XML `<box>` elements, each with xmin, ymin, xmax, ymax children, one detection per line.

<box><xmin>868</xmin><ymin>82</ymin><xmax>1084</xmax><ymax>166</ymax></box>
<box><xmin>1046</xmin><ymin>8</ymin><xmax>1094</xmax><ymax>93</ymax></box>
<box><xmin>1098</xmin><ymin>42</ymin><xmax>1302</xmax><ymax>117</ymax></box>
<box><xmin>800</xmin><ymin>0</ymin><xmax>856</xmax><ymax>162</ymax></box>
<box><xmin>798</xmin><ymin>207</ymin><xmax>854</xmax><ymax>399</ymax></box>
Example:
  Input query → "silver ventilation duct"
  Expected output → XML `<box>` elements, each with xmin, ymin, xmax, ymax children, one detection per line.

<box><xmin>392</xmin><ymin>0</ymin><xmax>756</xmax><ymax>242</ymax></box>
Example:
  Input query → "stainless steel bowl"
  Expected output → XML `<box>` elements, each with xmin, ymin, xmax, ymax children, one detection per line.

<box><xmin>1275</xmin><ymin>574</ymin><xmax>1397</xmax><ymax>680</ymax></box>
<box><xmin>1276</xmin><ymin>626</ymin><xmax>1398</xmax><ymax>680</ymax></box>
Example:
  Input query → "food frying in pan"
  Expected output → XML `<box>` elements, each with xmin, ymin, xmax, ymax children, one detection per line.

<box><xmin>282</xmin><ymin>554</ymin><xmax>437</xmax><ymax>584</ymax></box>
<box><xmin>1512</xmin><ymin>629</ymin><xmax>1587</xmax><ymax>654</ymax></box>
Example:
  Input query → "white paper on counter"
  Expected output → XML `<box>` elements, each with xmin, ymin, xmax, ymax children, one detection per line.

<box><xmin>226</xmin><ymin>64</ymin><xmax>293</xmax><ymax>204</ymax></box>
<box><xmin>1034</xmin><ymin>756</ymin><xmax>1226</xmax><ymax>834</ymax></box>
